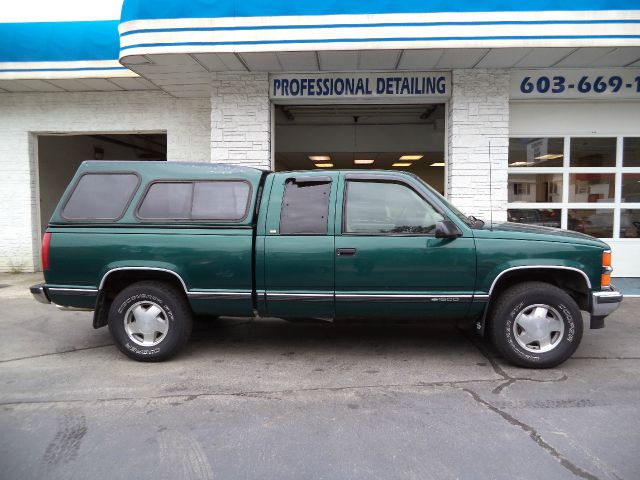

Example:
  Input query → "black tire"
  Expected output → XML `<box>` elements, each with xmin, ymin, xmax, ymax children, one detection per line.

<box><xmin>108</xmin><ymin>281</ymin><xmax>193</xmax><ymax>362</ymax></box>
<box><xmin>488</xmin><ymin>281</ymin><xmax>583</xmax><ymax>368</ymax></box>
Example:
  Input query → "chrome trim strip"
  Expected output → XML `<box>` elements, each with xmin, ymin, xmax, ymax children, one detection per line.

<box><xmin>99</xmin><ymin>267</ymin><xmax>188</xmax><ymax>292</ymax></box>
<box><xmin>187</xmin><ymin>291</ymin><xmax>252</xmax><ymax>300</ymax></box>
<box><xmin>488</xmin><ymin>266</ymin><xmax>592</xmax><ymax>295</ymax></box>
<box><xmin>335</xmin><ymin>293</ymin><xmax>474</xmax><ymax>301</ymax></box>
<box><xmin>473</xmin><ymin>294</ymin><xmax>490</xmax><ymax>302</ymax></box>
<box><xmin>48</xmin><ymin>287</ymin><xmax>98</xmax><ymax>296</ymax></box>
<box><xmin>267</xmin><ymin>292</ymin><xmax>333</xmax><ymax>301</ymax></box>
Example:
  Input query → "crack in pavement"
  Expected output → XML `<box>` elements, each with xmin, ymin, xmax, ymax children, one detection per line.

<box><xmin>0</xmin><ymin>343</ymin><xmax>114</xmax><ymax>364</ymax></box>
<box><xmin>0</xmin><ymin>378</ymin><xmax>499</xmax><ymax>408</ymax></box>
<box><xmin>461</xmin><ymin>387</ymin><xmax>601</xmax><ymax>480</ymax></box>
<box><xmin>457</xmin><ymin>327</ymin><xmax>568</xmax><ymax>394</ymax></box>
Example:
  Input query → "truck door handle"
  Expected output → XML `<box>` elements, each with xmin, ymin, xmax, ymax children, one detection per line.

<box><xmin>336</xmin><ymin>248</ymin><xmax>357</xmax><ymax>257</ymax></box>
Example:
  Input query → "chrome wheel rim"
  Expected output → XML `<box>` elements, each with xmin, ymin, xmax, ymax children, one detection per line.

<box><xmin>513</xmin><ymin>304</ymin><xmax>565</xmax><ymax>353</ymax></box>
<box><xmin>124</xmin><ymin>301</ymin><xmax>169</xmax><ymax>347</ymax></box>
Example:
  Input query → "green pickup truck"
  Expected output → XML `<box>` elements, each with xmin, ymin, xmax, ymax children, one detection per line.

<box><xmin>30</xmin><ymin>161</ymin><xmax>622</xmax><ymax>367</ymax></box>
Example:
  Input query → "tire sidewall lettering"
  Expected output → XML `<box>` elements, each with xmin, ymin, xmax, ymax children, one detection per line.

<box><xmin>505</xmin><ymin>294</ymin><xmax>571</xmax><ymax>361</ymax></box>
<box><xmin>114</xmin><ymin>291</ymin><xmax>177</xmax><ymax>357</ymax></box>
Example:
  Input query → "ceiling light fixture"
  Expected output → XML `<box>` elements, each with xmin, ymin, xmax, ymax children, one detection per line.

<box><xmin>354</xmin><ymin>159</ymin><xmax>374</xmax><ymax>165</ymax></box>
<box><xmin>392</xmin><ymin>162</ymin><xmax>412</xmax><ymax>167</ymax></box>
<box><xmin>399</xmin><ymin>155</ymin><xmax>423</xmax><ymax>161</ymax></box>
<box><xmin>309</xmin><ymin>155</ymin><xmax>331</xmax><ymax>162</ymax></box>
<box><xmin>534</xmin><ymin>154</ymin><xmax>563</xmax><ymax>160</ymax></box>
<box><xmin>315</xmin><ymin>163</ymin><xmax>334</xmax><ymax>168</ymax></box>
<box><xmin>430</xmin><ymin>162</ymin><xmax>445</xmax><ymax>167</ymax></box>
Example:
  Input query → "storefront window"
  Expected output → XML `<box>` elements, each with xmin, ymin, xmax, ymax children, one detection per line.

<box><xmin>567</xmin><ymin>209</ymin><xmax>614</xmax><ymax>238</ymax></box>
<box><xmin>570</xmin><ymin>138</ymin><xmax>616</xmax><ymax>167</ymax></box>
<box><xmin>569</xmin><ymin>173</ymin><xmax>615</xmax><ymax>203</ymax></box>
<box><xmin>508</xmin><ymin>138</ymin><xmax>564</xmax><ymax>167</ymax></box>
<box><xmin>620</xmin><ymin>210</ymin><xmax>640</xmax><ymax>238</ymax></box>
<box><xmin>621</xmin><ymin>174</ymin><xmax>640</xmax><ymax>202</ymax></box>
<box><xmin>623</xmin><ymin>137</ymin><xmax>640</xmax><ymax>167</ymax></box>
<box><xmin>508</xmin><ymin>173</ymin><xmax>563</xmax><ymax>203</ymax></box>
<box><xmin>508</xmin><ymin>136</ymin><xmax>639</xmax><ymax>240</ymax></box>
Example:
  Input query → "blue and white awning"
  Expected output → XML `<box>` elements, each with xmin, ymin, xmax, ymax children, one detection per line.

<box><xmin>118</xmin><ymin>0</ymin><xmax>640</xmax><ymax>60</ymax></box>
<box><xmin>0</xmin><ymin>0</ymin><xmax>134</xmax><ymax>79</ymax></box>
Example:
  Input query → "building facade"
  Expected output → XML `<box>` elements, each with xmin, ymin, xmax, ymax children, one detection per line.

<box><xmin>1</xmin><ymin>0</ymin><xmax>639</xmax><ymax>275</ymax></box>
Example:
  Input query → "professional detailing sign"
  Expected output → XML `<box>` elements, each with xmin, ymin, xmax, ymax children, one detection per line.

<box><xmin>511</xmin><ymin>69</ymin><xmax>640</xmax><ymax>100</ymax></box>
<box><xmin>270</xmin><ymin>72</ymin><xmax>450</xmax><ymax>100</ymax></box>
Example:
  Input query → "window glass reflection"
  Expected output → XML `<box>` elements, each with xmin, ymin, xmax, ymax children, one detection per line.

<box><xmin>509</xmin><ymin>138</ymin><xmax>564</xmax><ymax>167</ymax></box>
<box><xmin>508</xmin><ymin>174</ymin><xmax>563</xmax><ymax>203</ymax></box>
<box><xmin>570</xmin><ymin>138</ymin><xmax>616</xmax><ymax>167</ymax></box>
<box><xmin>621</xmin><ymin>174</ymin><xmax>640</xmax><ymax>203</ymax></box>
<box><xmin>569</xmin><ymin>173</ymin><xmax>615</xmax><ymax>203</ymax></box>
<box><xmin>621</xmin><ymin>210</ymin><xmax>640</xmax><ymax>238</ymax></box>
<box><xmin>568</xmin><ymin>209</ymin><xmax>614</xmax><ymax>238</ymax></box>
<box><xmin>623</xmin><ymin>137</ymin><xmax>640</xmax><ymax>167</ymax></box>
<box><xmin>507</xmin><ymin>209</ymin><xmax>561</xmax><ymax>228</ymax></box>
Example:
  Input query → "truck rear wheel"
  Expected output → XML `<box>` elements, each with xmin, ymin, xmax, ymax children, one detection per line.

<box><xmin>108</xmin><ymin>281</ymin><xmax>193</xmax><ymax>362</ymax></box>
<box><xmin>488</xmin><ymin>281</ymin><xmax>583</xmax><ymax>368</ymax></box>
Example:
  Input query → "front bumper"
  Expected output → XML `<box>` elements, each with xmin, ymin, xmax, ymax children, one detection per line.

<box><xmin>591</xmin><ymin>288</ymin><xmax>623</xmax><ymax>318</ymax></box>
<box><xmin>30</xmin><ymin>284</ymin><xmax>50</xmax><ymax>304</ymax></box>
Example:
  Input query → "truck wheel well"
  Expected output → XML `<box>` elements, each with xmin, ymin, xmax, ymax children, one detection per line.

<box><xmin>481</xmin><ymin>268</ymin><xmax>591</xmax><ymax>336</ymax></box>
<box><xmin>92</xmin><ymin>270</ymin><xmax>189</xmax><ymax>329</ymax></box>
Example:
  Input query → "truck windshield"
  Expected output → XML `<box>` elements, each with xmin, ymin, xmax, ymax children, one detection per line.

<box><xmin>411</xmin><ymin>176</ymin><xmax>474</xmax><ymax>227</ymax></box>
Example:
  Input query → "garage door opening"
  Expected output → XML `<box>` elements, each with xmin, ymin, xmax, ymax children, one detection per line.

<box><xmin>274</xmin><ymin>104</ymin><xmax>445</xmax><ymax>193</ymax></box>
<box><xmin>36</xmin><ymin>133</ymin><xmax>167</xmax><ymax>236</ymax></box>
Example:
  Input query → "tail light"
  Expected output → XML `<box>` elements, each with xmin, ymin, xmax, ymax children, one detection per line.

<box><xmin>41</xmin><ymin>232</ymin><xmax>51</xmax><ymax>270</ymax></box>
<box><xmin>601</xmin><ymin>250</ymin><xmax>612</xmax><ymax>288</ymax></box>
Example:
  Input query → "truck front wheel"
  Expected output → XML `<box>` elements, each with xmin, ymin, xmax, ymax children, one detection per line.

<box><xmin>108</xmin><ymin>281</ymin><xmax>193</xmax><ymax>362</ymax></box>
<box><xmin>488</xmin><ymin>281</ymin><xmax>583</xmax><ymax>368</ymax></box>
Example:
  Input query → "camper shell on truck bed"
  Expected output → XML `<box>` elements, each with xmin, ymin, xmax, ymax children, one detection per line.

<box><xmin>31</xmin><ymin>160</ymin><xmax>622</xmax><ymax>368</ymax></box>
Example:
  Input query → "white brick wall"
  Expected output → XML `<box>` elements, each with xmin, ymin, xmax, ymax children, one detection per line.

<box><xmin>447</xmin><ymin>69</ymin><xmax>509</xmax><ymax>223</ymax></box>
<box><xmin>210</xmin><ymin>72</ymin><xmax>271</xmax><ymax>169</ymax></box>
<box><xmin>0</xmin><ymin>90</ymin><xmax>211</xmax><ymax>272</ymax></box>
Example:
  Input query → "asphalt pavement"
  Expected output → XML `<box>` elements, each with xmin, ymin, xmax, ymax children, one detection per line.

<box><xmin>0</xmin><ymin>273</ymin><xmax>638</xmax><ymax>480</ymax></box>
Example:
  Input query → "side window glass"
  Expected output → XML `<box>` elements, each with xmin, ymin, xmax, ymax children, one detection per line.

<box><xmin>137</xmin><ymin>182</ymin><xmax>192</xmax><ymax>219</ymax></box>
<box><xmin>62</xmin><ymin>173</ymin><xmax>138</xmax><ymax>220</ymax></box>
<box><xmin>345</xmin><ymin>181</ymin><xmax>443</xmax><ymax>234</ymax></box>
<box><xmin>192</xmin><ymin>181</ymin><xmax>250</xmax><ymax>220</ymax></box>
<box><xmin>280</xmin><ymin>179</ymin><xmax>331</xmax><ymax>234</ymax></box>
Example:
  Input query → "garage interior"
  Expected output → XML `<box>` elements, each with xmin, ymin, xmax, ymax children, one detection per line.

<box><xmin>37</xmin><ymin>133</ymin><xmax>167</xmax><ymax>235</ymax></box>
<box><xmin>274</xmin><ymin>104</ymin><xmax>446</xmax><ymax>194</ymax></box>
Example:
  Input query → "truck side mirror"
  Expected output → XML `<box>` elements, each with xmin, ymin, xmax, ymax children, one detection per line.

<box><xmin>435</xmin><ymin>220</ymin><xmax>462</xmax><ymax>239</ymax></box>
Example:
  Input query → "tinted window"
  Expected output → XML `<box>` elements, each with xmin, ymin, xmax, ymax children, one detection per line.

<box><xmin>280</xmin><ymin>179</ymin><xmax>331</xmax><ymax>234</ymax></box>
<box><xmin>137</xmin><ymin>182</ymin><xmax>192</xmax><ymax>219</ymax></box>
<box><xmin>345</xmin><ymin>181</ymin><xmax>443</xmax><ymax>234</ymax></box>
<box><xmin>192</xmin><ymin>181</ymin><xmax>250</xmax><ymax>220</ymax></box>
<box><xmin>63</xmin><ymin>173</ymin><xmax>138</xmax><ymax>220</ymax></box>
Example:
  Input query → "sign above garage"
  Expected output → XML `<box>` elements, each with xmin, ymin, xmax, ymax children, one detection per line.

<box><xmin>511</xmin><ymin>69</ymin><xmax>640</xmax><ymax>100</ymax></box>
<box><xmin>270</xmin><ymin>72</ymin><xmax>451</xmax><ymax>101</ymax></box>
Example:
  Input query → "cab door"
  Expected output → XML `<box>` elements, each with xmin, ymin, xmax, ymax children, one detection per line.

<box><xmin>262</xmin><ymin>172</ymin><xmax>337</xmax><ymax>318</ymax></box>
<box><xmin>334</xmin><ymin>174</ymin><xmax>476</xmax><ymax>319</ymax></box>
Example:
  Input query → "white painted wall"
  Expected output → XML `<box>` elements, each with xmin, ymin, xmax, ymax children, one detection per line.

<box><xmin>210</xmin><ymin>72</ymin><xmax>271</xmax><ymax>169</ymax></box>
<box><xmin>0</xmin><ymin>90</ymin><xmax>210</xmax><ymax>272</ymax></box>
<box><xmin>510</xmin><ymin>101</ymin><xmax>640</xmax><ymax>136</ymax></box>
<box><xmin>447</xmin><ymin>69</ymin><xmax>510</xmax><ymax>222</ymax></box>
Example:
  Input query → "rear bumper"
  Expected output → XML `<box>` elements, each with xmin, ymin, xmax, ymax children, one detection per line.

<box><xmin>591</xmin><ymin>288</ymin><xmax>623</xmax><ymax>318</ymax></box>
<box><xmin>30</xmin><ymin>284</ymin><xmax>50</xmax><ymax>304</ymax></box>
